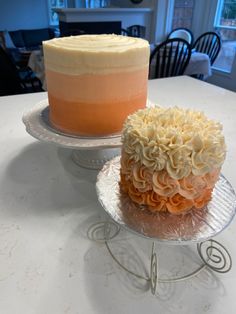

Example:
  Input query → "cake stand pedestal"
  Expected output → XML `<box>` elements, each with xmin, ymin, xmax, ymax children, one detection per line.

<box><xmin>91</xmin><ymin>156</ymin><xmax>236</xmax><ymax>295</ymax></box>
<box><xmin>22</xmin><ymin>99</ymin><xmax>121</xmax><ymax>169</ymax></box>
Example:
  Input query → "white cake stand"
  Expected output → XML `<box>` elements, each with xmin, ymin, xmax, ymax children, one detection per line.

<box><xmin>22</xmin><ymin>99</ymin><xmax>122</xmax><ymax>169</ymax></box>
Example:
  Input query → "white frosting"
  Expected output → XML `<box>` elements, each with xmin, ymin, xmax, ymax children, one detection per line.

<box><xmin>122</xmin><ymin>107</ymin><xmax>226</xmax><ymax>179</ymax></box>
<box><xmin>43</xmin><ymin>34</ymin><xmax>150</xmax><ymax>75</ymax></box>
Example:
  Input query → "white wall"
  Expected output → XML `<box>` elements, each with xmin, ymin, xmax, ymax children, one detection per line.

<box><xmin>0</xmin><ymin>0</ymin><xmax>49</xmax><ymax>31</ymax></box>
<box><xmin>207</xmin><ymin>64</ymin><xmax>236</xmax><ymax>92</ymax></box>
<box><xmin>74</xmin><ymin>0</ymin><xmax>155</xmax><ymax>8</ymax></box>
<box><xmin>191</xmin><ymin>0</ymin><xmax>218</xmax><ymax>40</ymax></box>
<box><xmin>109</xmin><ymin>0</ymin><xmax>155</xmax><ymax>8</ymax></box>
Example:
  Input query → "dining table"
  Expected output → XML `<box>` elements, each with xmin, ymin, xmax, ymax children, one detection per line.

<box><xmin>183</xmin><ymin>50</ymin><xmax>212</xmax><ymax>77</ymax></box>
<box><xmin>0</xmin><ymin>76</ymin><xmax>236</xmax><ymax>314</ymax></box>
<box><xmin>28</xmin><ymin>49</ymin><xmax>46</xmax><ymax>91</ymax></box>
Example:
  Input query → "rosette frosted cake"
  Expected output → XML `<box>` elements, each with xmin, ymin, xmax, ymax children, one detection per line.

<box><xmin>120</xmin><ymin>107</ymin><xmax>226</xmax><ymax>215</ymax></box>
<box><xmin>43</xmin><ymin>34</ymin><xmax>149</xmax><ymax>136</ymax></box>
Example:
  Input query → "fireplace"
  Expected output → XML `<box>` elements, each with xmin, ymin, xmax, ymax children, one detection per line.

<box><xmin>59</xmin><ymin>21</ymin><xmax>121</xmax><ymax>36</ymax></box>
<box><xmin>54</xmin><ymin>8</ymin><xmax>153</xmax><ymax>41</ymax></box>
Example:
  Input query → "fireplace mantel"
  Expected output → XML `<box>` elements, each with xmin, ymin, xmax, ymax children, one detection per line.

<box><xmin>54</xmin><ymin>8</ymin><xmax>153</xmax><ymax>40</ymax></box>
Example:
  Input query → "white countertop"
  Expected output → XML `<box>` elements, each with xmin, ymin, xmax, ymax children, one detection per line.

<box><xmin>0</xmin><ymin>76</ymin><xmax>236</xmax><ymax>314</ymax></box>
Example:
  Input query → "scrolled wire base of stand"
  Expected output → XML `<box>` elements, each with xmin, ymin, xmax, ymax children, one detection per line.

<box><xmin>197</xmin><ymin>240</ymin><xmax>232</xmax><ymax>273</ymax></box>
<box><xmin>87</xmin><ymin>221</ymin><xmax>232</xmax><ymax>296</ymax></box>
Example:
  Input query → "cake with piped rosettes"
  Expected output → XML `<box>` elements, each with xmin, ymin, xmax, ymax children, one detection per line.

<box><xmin>120</xmin><ymin>107</ymin><xmax>226</xmax><ymax>215</ymax></box>
<box><xmin>43</xmin><ymin>34</ymin><xmax>150</xmax><ymax>136</ymax></box>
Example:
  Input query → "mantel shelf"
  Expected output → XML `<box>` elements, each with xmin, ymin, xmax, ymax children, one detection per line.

<box><xmin>54</xmin><ymin>8</ymin><xmax>153</xmax><ymax>14</ymax></box>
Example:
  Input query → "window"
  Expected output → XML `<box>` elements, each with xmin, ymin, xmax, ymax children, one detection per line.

<box><xmin>214</xmin><ymin>0</ymin><xmax>236</xmax><ymax>29</ymax></box>
<box><xmin>48</xmin><ymin>0</ymin><xmax>67</xmax><ymax>26</ymax></box>
<box><xmin>213</xmin><ymin>0</ymin><xmax>236</xmax><ymax>72</ymax></box>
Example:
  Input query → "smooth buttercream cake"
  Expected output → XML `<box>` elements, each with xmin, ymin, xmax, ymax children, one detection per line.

<box><xmin>43</xmin><ymin>34</ymin><xmax>150</xmax><ymax>136</ymax></box>
<box><xmin>120</xmin><ymin>107</ymin><xmax>226</xmax><ymax>215</ymax></box>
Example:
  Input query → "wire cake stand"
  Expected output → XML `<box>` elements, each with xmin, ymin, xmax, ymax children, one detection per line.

<box><xmin>22</xmin><ymin>100</ymin><xmax>236</xmax><ymax>295</ymax></box>
<box><xmin>22</xmin><ymin>99</ymin><xmax>122</xmax><ymax>169</ymax></box>
<box><xmin>91</xmin><ymin>156</ymin><xmax>236</xmax><ymax>295</ymax></box>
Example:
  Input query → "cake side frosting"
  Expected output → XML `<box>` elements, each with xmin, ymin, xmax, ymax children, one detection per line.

<box><xmin>46</xmin><ymin>68</ymin><xmax>147</xmax><ymax>103</ymax></box>
<box><xmin>120</xmin><ymin>107</ymin><xmax>226</xmax><ymax>214</ymax></box>
<box><xmin>43</xmin><ymin>34</ymin><xmax>150</xmax><ymax>75</ymax></box>
<box><xmin>122</xmin><ymin>107</ymin><xmax>226</xmax><ymax>178</ymax></box>
<box><xmin>43</xmin><ymin>34</ymin><xmax>150</xmax><ymax>136</ymax></box>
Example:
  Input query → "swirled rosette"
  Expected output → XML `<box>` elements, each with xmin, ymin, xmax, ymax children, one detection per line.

<box><xmin>121</xmin><ymin>107</ymin><xmax>226</xmax><ymax>214</ymax></box>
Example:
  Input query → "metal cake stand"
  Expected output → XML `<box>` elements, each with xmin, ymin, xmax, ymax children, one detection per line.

<box><xmin>22</xmin><ymin>101</ymin><xmax>236</xmax><ymax>295</ymax></box>
<box><xmin>22</xmin><ymin>99</ymin><xmax>122</xmax><ymax>169</ymax></box>
<box><xmin>91</xmin><ymin>156</ymin><xmax>236</xmax><ymax>295</ymax></box>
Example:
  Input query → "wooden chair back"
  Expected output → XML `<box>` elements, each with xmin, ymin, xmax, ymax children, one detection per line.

<box><xmin>149</xmin><ymin>38</ymin><xmax>191</xmax><ymax>79</ymax></box>
<box><xmin>193</xmin><ymin>31</ymin><xmax>221</xmax><ymax>65</ymax></box>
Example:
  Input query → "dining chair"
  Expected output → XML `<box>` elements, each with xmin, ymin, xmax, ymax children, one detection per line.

<box><xmin>193</xmin><ymin>31</ymin><xmax>221</xmax><ymax>65</ymax></box>
<box><xmin>0</xmin><ymin>46</ymin><xmax>43</xmax><ymax>96</ymax></box>
<box><xmin>121</xmin><ymin>28</ymin><xmax>129</xmax><ymax>36</ymax></box>
<box><xmin>149</xmin><ymin>38</ymin><xmax>191</xmax><ymax>79</ymax></box>
<box><xmin>167</xmin><ymin>28</ymin><xmax>194</xmax><ymax>46</ymax></box>
<box><xmin>126</xmin><ymin>25</ymin><xmax>146</xmax><ymax>38</ymax></box>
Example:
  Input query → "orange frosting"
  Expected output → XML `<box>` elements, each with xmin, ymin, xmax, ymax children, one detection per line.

<box><xmin>120</xmin><ymin>173</ymin><xmax>216</xmax><ymax>214</ymax></box>
<box><xmin>120</xmin><ymin>152</ymin><xmax>220</xmax><ymax>214</ymax></box>
<box><xmin>46</xmin><ymin>69</ymin><xmax>148</xmax><ymax>136</ymax></box>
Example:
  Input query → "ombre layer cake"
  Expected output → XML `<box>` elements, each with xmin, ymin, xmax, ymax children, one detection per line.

<box><xmin>43</xmin><ymin>34</ymin><xmax>150</xmax><ymax>136</ymax></box>
<box><xmin>120</xmin><ymin>107</ymin><xmax>226</xmax><ymax>215</ymax></box>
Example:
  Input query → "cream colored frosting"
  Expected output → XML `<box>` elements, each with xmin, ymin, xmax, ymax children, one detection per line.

<box><xmin>43</xmin><ymin>34</ymin><xmax>150</xmax><ymax>75</ymax></box>
<box><xmin>121</xmin><ymin>150</ymin><xmax>220</xmax><ymax>200</ymax></box>
<box><xmin>122</xmin><ymin>107</ymin><xmax>226</xmax><ymax>179</ymax></box>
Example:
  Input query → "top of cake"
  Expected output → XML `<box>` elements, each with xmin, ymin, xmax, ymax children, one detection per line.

<box><xmin>122</xmin><ymin>106</ymin><xmax>226</xmax><ymax>180</ymax></box>
<box><xmin>43</xmin><ymin>34</ymin><xmax>150</xmax><ymax>75</ymax></box>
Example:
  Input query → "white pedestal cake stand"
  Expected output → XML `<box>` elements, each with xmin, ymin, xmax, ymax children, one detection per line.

<box><xmin>22</xmin><ymin>99</ymin><xmax>121</xmax><ymax>169</ymax></box>
<box><xmin>90</xmin><ymin>156</ymin><xmax>236</xmax><ymax>295</ymax></box>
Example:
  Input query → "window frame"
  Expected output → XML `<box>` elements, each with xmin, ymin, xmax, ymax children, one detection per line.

<box><xmin>214</xmin><ymin>0</ymin><xmax>236</xmax><ymax>30</ymax></box>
